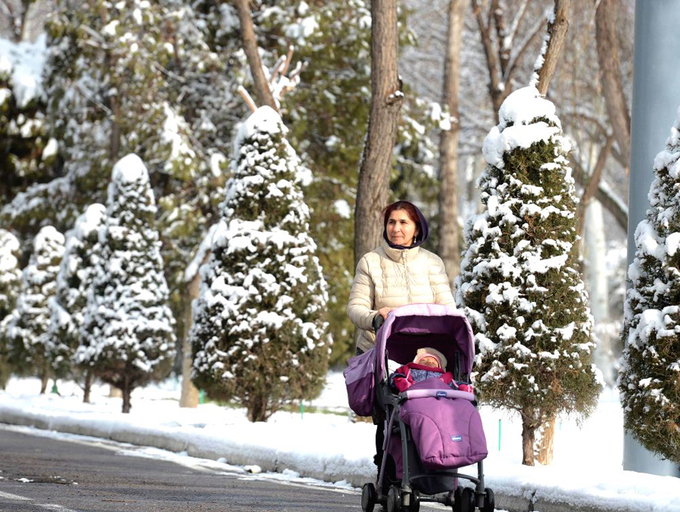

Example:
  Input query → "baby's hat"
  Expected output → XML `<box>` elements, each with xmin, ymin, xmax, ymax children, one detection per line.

<box><xmin>413</xmin><ymin>347</ymin><xmax>448</xmax><ymax>369</ymax></box>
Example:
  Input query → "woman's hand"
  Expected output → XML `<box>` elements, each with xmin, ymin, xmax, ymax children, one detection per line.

<box><xmin>378</xmin><ymin>306</ymin><xmax>393</xmax><ymax>319</ymax></box>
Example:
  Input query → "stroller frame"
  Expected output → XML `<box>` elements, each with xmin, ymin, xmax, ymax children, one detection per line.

<box><xmin>360</xmin><ymin>305</ymin><xmax>494</xmax><ymax>512</ymax></box>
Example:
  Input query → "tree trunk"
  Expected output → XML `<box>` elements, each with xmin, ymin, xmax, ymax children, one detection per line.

<box><xmin>40</xmin><ymin>370</ymin><xmax>49</xmax><ymax>394</ymax></box>
<box><xmin>83</xmin><ymin>368</ymin><xmax>93</xmax><ymax>404</ymax></box>
<box><xmin>595</xmin><ymin>0</ymin><xmax>631</xmax><ymax>168</ymax></box>
<box><xmin>521</xmin><ymin>414</ymin><xmax>536</xmax><ymax>466</ymax></box>
<box><xmin>180</xmin><ymin>265</ymin><xmax>203</xmax><ymax>408</ymax></box>
<box><xmin>234</xmin><ymin>0</ymin><xmax>278</xmax><ymax>111</ymax></box>
<box><xmin>438</xmin><ymin>0</ymin><xmax>467</xmax><ymax>286</ymax></box>
<box><xmin>535</xmin><ymin>0</ymin><xmax>571</xmax><ymax>96</ymax></box>
<box><xmin>536</xmin><ymin>416</ymin><xmax>555</xmax><ymax>465</ymax></box>
<box><xmin>354</xmin><ymin>0</ymin><xmax>403</xmax><ymax>264</ymax></box>
<box><xmin>121</xmin><ymin>378</ymin><xmax>132</xmax><ymax>414</ymax></box>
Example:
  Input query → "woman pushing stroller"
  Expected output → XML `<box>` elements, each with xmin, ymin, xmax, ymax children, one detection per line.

<box><xmin>346</xmin><ymin>200</ymin><xmax>455</xmax><ymax>470</ymax></box>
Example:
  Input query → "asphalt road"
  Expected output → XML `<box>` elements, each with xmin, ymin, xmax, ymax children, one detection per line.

<box><xmin>0</xmin><ymin>426</ymin><xmax>362</xmax><ymax>512</ymax></box>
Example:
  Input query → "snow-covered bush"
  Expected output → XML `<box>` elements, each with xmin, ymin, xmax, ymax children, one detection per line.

<box><xmin>3</xmin><ymin>226</ymin><xmax>64</xmax><ymax>393</ymax></box>
<box><xmin>191</xmin><ymin>106</ymin><xmax>330</xmax><ymax>422</ymax></box>
<box><xmin>79</xmin><ymin>154</ymin><xmax>175</xmax><ymax>413</ymax></box>
<box><xmin>0</xmin><ymin>228</ymin><xmax>22</xmax><ymax>388</ymax></box>
<box><xmin>456</xmin><ymin>87</ymin><xmax>601</xmax><ymax>465</ymax></box>
<box><xmin>619</xmin><ymin>109</ymin><xmax>680</xmax><ymax>463</ymax></box>
<box><xmin>48</xmin><ymin>204</ymin><xmax>106</xmax><ymax>399</ymax></box>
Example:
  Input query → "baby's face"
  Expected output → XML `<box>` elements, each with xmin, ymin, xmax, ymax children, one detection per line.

<box><xmin>419</xmin><ymin>356</ymin><xmax>440</xmax><ymax>368</ymax></box>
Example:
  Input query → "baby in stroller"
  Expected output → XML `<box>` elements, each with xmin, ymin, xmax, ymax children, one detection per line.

<box><xmin>344</xmin><ymin>304</ymin><xmax>494</xmax><ymax>512</ymax></box>
<box><xmin>390</xmin><ymin>347</ymin><xmax>473</xmax><ymax>394</ymax></box>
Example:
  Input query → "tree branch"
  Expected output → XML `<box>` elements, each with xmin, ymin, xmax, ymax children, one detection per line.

<box><xmin>535</xmin><ymin>0</ymin><xmax>571</xmax><ymax>96</ymax></box>
<box><xmin>233</xmin><ymin>0</ymin><xmax>278</xmax><ymax>112</ymax></box>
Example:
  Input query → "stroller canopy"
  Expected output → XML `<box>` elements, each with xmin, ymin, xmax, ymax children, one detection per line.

<box><xmin>376</xmin><ymin>304</ymin><xmax>475</xmax><ymax>380</ymax></box>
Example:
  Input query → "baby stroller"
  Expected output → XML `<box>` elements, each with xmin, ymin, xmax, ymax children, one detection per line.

<box><xmin>344</xmin><ymin>304</ymin><xmax>494</xmax><ymax>512</ymax></box>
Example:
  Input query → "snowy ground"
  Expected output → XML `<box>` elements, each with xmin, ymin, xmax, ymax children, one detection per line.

<box><xmin>1</xmin><ymin>373</ymin><xmax>679</xmax><ymax>512</ymax></box>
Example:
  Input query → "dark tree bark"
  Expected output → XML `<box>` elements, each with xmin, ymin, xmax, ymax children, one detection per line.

<box><xmin>535</xmin><ymin>0</ymin><xmax>571</xmax><ymax>96</ymax></box>
<box><xmin>354</xmin><ymin>0</ymin><xmax>403</xmax><ymax>265</ymax></box>
<box><xmin>234</xmin><ymin>0</ymin><xmax>278</xmax><ymax>111</ymax></box>
<box><xmin>438</xmin><ymin>0</ymin><xmax>468</xmax><ymax>286</ymax></box>
<box><xmin>83</xmin><ymin>368</ymin><xmax>93</xmax><ymax>404</ymax></box>
<box><xmin>121</xmin><ymin>376</ymin><xmax>132</xmax><ymax>414</ymax></box>
<box><xmin>595</xmin><ymin>0</ymin><xmax>631</xmax><ymax>168</ymax></box>
<box><xmin>521</xmin><ymin>414</ymin><xmax>537</xmax><ymax>466</ymax></box>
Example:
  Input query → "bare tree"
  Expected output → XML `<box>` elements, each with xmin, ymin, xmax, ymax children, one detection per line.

<box><xmin>471</xmin><ymin>0</ymin><xmax>545</xmax><ymax>120</ymax></box>
<box><xmin>233</xmin><ymin>0</ymin><xmax>278</xmax><ymax>112</ymax></box>
<box><xmin>595</xmin><ymin>0</ymin><xmax>631</xmax><ymax>168</ymax></box>
<box><xmin>438</xmin><ymin>0</ymin><xmax>468</xmax><ymax>286</ymax></box>
<box><xmin>354</xmin><ymin>0</ymin><xmax>403</xmax><ymax>265</ymax></box>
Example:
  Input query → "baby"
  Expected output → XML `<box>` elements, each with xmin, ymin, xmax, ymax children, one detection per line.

<box><xmin>390</xmin><ymin>347</ymin><xmax>472</xmax><ymax>393</ymax></box>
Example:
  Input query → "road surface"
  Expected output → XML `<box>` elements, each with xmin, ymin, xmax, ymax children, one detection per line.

<box><xmin>0</xmin><ymin>425</ymin><xmax>362</xmax><ymax>512</ymax></box>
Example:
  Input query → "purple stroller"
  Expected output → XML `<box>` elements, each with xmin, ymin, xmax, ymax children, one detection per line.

<box><xmin>344</xmin><ymin>304</ymin><xmax>494</xmax><ymax>512</ymax></box>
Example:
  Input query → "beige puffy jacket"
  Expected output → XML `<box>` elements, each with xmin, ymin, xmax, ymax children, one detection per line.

<box><xmin>347</xmin><ymin>240</ymin><xmax>455</xmax><ymax>353</ymax></box>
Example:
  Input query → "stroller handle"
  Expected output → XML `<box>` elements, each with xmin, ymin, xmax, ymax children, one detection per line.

<box><xmin>372</xmin><ymin>313</ymin><xmax>385</xmax><ymax>332</ymax></box>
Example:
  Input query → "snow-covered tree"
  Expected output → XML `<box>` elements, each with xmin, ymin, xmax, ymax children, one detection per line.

<box><xmin>0</xmin><ymin>34</ymin><xmax>58</xmax><ymax>216</ymax></box>
<box><xmin>0</xmin><ymin>228</ymin><xmax>22</xmax><ymax>388</ymax></box>
<box><xmin>3</xmin><ymin>225</ymin><xmax>64</xmax><ymax>393</ymax></box>
<box><xmin>619</xmin><ymin>110</ymin><xmax>680</xmax><ymax>464</ymax></box>
<box><xmin>456</xmin><ymin>86</ymin><xmax>601</xmax><ymax>466</ymax></box>
<box><xmin>47</xmin><ymin>203</ymin><xmax>106</xmax><ymax>401</ymax></box>
<box><xmin>79</xmin><ymin>154</ymin><xmax>175</xmax><ymax>413</ymax></box>
<box><xmin>191</xmin><ymin>106</ymin><xmax>330</xmax><ymax>423</ymax></box>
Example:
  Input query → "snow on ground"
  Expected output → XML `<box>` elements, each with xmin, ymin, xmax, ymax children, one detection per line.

<box><xmin>1</xmin><ymin>373</ymin><xmax>679</xmax><ymax>511</ymax></box>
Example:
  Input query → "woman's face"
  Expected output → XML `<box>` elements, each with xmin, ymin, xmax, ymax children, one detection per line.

<box><xmin>386</xmin><ymin>209</ymin><xmax>418</xmax><ymax>247</ymax></box>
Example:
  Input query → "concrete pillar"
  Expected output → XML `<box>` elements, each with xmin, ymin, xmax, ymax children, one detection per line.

<box><xmin>625</xmin><ymin>0</ymin><xmax>680</xmax><ymax>477</ymax></box>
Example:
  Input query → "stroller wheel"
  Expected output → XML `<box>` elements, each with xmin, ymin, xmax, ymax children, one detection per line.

<box><xmin>405</xmin><ymin>491</ymin><xmax>420</xmax><ymax>512</ymax></box>
<box><xmin>482</xmin><ymin>488</ymin><xmax>495</xmax><ymax>512</ymax></box>
<box><xmin>386</xmin><ymin>486</ymin><xmax>401</xmax><ymax>512</ymax></box>
<box><xmin>361</xmin><ymin>483</ymin><xmax>377</xmax><ymax>512</ymax></box>
<box><xmin>456</xmin><ymin>487</ymin><xmax>475</xmax><ymax>512</ymax></box>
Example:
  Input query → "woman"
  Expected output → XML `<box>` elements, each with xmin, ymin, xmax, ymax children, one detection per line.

<box><xmin>346</xmin><ymin>200</ymin><xmax>455</xmax><ymax>476</ymax></box>
<box><xmin>347</xmin><ymin>200</ymin><xmax>455</xmax><ymax>355</ymax></box>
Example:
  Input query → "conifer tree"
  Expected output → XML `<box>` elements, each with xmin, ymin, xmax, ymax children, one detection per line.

<box><xmin>191</xmin><ymin>106</ymin><xmax>330</xmax><ymax>422</ymax></box>
<box><xmin>4</xmin><ymin>226</ymin><xmax>64</xmax><ymax>393</ymax></box>
<box><xmin>0</xmin><ymin>229</ymin><xmax>22</xmax><ymax>389</ymax></box>
<box><xmin>620</xmin><ymin>111</ymin><xmax>680</xmax><ymax>463</ymax></box>
<box><xmin>48</xmin><ymin>203</ymin><xmax>106</xmax><ymax>401</ymax></box>
<box><xmin>456</xmin><ymin>87</ymin><xmax>601</xmax><ymax>465</ymax></box>
<box><xmin>79</xmin><ymin>154</ymin><xmax>175</xmax><ymax>413</ymax></box>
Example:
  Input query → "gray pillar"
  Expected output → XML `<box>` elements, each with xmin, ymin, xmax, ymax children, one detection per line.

<box><xmin>625</xmin><ymin>0</ymin><xmax>680</xmax><ymax>477</ymax></box>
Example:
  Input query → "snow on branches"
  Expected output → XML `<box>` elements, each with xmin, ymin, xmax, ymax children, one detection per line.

<box><xmin>79</xmin><ymin>154</ymin><xmax>175</xmax><ymax>413</ymax></box>
<box><xmin>620</xmin><ymin>108</ymin><xmax>680</xmax><ymax>463</ymax></box>
<box><xmin>48</xmin><ymin>203</ymin><xmax>106</xmax><ymax>382</ymax></box>
<box><xmin>456</xmin><ymin>86</ymin><xmax>601</xmax><ymax>464</ymax></box>
<box><xmin>191</xmin><ymin>106</ymin><xmax>330</xmax><ymax>422</ymax></box>
<box><xmin>3</xmin><ymin>226</ymin><xmax>64</xmax><ymax>392</ymax></box>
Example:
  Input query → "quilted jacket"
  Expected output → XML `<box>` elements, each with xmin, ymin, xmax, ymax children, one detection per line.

<box><xmin>347</xmin><ymin>239</ymin><xmax>455</xmax><ymax>353</ymax></box>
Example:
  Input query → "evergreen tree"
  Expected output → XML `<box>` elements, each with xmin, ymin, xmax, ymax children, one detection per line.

<box><xmin>47</xmin><ymin>203</ymin><xmax>106</xmax><ymax>400</ymax></box>
<box><xmin>619</xmin><ymin>111</ymin><xmax>680</xmax><ymax>463</ymax></box>
<box><xmin>456</xmin><ymin>87</ymin><xmax>601</xmax><ymax>465</ymax></box>
<box><xmin>0</xmin><ymin>229</ymin><xmax>22</xmax><ymax>389</ymax></box>
<box><xmin>0</xmin><ymin>34</ymin><xmax>58</xmax><ymax>219</ymax></box>
<box><xmin>3</xmin><ymin>225</ymin><xmax>64</xmax><ymax>393</ymax></box>
<box><xmin>191</xmin><ymin>106</ymin><xmax>330</xmax><ymax>422</ymax></box>
<box><xmin>79</xmin><ymin>154</ymin><xmax>175</xmax><ymax>413</ymax></box>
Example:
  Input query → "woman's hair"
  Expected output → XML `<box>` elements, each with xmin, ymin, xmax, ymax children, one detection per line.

<box><xmin>382</xmin><ymin>201</ymin><xmax>421</xmax><ymax>238</ymax></box>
